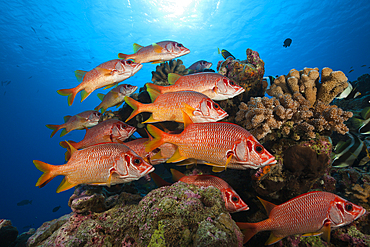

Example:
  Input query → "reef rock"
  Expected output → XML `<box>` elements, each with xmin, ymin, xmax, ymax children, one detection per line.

<box><xmin>151</xmin><ymin>59</ymin><xmax>188</xmax><ymax>85</ymax></box>
<box><xmin>27</xmin><ymin>182</ymin><xmax>243</xmax><ymax>247</ymax></box>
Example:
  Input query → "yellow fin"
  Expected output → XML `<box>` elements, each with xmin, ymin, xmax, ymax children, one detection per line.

<box><xmin>104</xmin><ymin>83</ymin><xmax>117</xmax><ymax>90</ymax></box>
<box><xmin>265</xmin><ymin>232</ymin><xmax>283</xmax><ymax>245</ymax></box>
<box><xmin>147</xmin><ymin>87</ymin><xmax>161</xmax><ymax>102</ymax></box>
<box><xmin>133</xmin><ymin>43</ymin><xmax>143</xmax><ymax>53</ymax></box>
<box><xmin>151</xmin><ymin>61</ymin><xmax>164</xmax><ymax>64</ymax></box>
<box><xmin>212</xmin><ymin>166</ymin><xmax>226</xmax><ymax>173</ymax></box>
<box><xmin>64</xmin><ymin>140</ymin><xmax>78</xmax><ymax>157</ymax></box>
<box><xmin>97</xmin><ymin>93</ymin><xmax>105</xmax><ymax>101</ymax></box>
<box><xmin>63</xmin><ymin>115</ymin><xmax>72</xmax><ymax>123</ymax></box>
<box><xmin>96</xmin><ymin>67</ymin><xmax>112</xmax><ymax>75</ymax></box>
<box><xmin>152</xmin><ymin>43</ymin><xmax>164</xmax><ymax>53</ymax></box>
<box><xmin>168</xmin><ymin>73</ymin><xmax>181</xmax><ymax>85</ymax></box>
<box><xmin>225</xmin><ymin>154</ymin><xmax>233</xmax><ymax>170</ymax></box>
<box><xmin>321</xmin><ymin>222</ymin><xmax>331</xmax><ymax>242</ymax></box>
<box><xmin>56</xmin><ymin>178</ymin><xmax>76</xmax><ymax>193</ymax></box>
<box><xmin>182</xmin><ymin>103</ymin><xmax>196</xmax><ymax>119</ymax></box>
<box><xmin>142</xmin><ymin>115</ymin><xmax>158</xmax><ymax>124</ymax></box>
<box><xmin>217</xmin><ymin>47</ymin><xmax>221</xmax><ymax>54</ymax></box>
<box><xmin>302</xmin><ymin>232</ymin><xmax>323</xmax><ymax>237</ymax></box>
<box><xmin>257</xmin><ymin>196</ymin><xmax>277</xmax><ymax>215</ymax></box>
<box><xmin>80</xmin><ymin>89</ymin><xmax>91</xmax><ymax>102</ymax></box>
<box><xmin>60</xmin><ymin>129</ymin><xmax>68</xmax><ymax>137</ymax></box>
<box><xmin>166</xmin><ymin>148</ymin><xmax>187</xmax><ymax>163</ymax></box>
<box><xmin>361</xmin><ymin>106</ymin><xmax>370</xmax><ymax>119</ymax></box>
<box><xmin>75</xmin><ymin>70</ymin><xmax>87</xmax><ymax>82</ymax></box>
<box><xmin>124</xmin><ymin>96</ymin><xmax>142</xmax><ymax>122</ymax></box>
<box><xmin>170</xmin><ymin>169</ymin><xmax>185</xmax><ymax>182</ymax></box>
<box><xmin>181</xmin><ymin>110</ymin><xmax>194</xmax><ymax>128</ymax></box>
<box><xmin>151</xmin><ymin>150</ymin><xmax>164</xmax><ymax>160</ymax></box>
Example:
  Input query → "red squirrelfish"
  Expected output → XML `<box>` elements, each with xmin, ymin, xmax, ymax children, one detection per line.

<box><xmin>95</xmin><ymin>84</ymin><xmax>138</xmax><ymax>113</ymax></box>
<box><xmin>118</xmin><ymin>41</ymin><xmax>190</xmax><ymax>64</ymax></box>
<box><xmin>34</xmin><ymin>142</ymin><xmax>154</xmax><ymax>193</ymax></box>
<box><xmin>146</xmin><ymin>72</ymin><xmax>245</xmax><ymax>101</ymax></box>
<box><xmin>46</xmin><ymin>110</ymin><xmax>101</xmax><ymax>138</ymax></box>
<box><xmin>145</xmin><ymin>114</ymin><xmax>276</xmax><ymax>172</ymax></box>
<box><xmin>187</xmin><ymin>60</ymin><xmax>212</xmax><ymax>73</ymax></box>
<box><xmin>236</xmin><ymin>191</ymin><xmax>366</xmax><ymax>245</ymax></box>
<box><xmin>124</xmin><ymin>89</ymin><xmax>228</xmax><ymax>124</ymax></box>
<box><xmin>57</xmin><ymin>59</ymin><xmax>142</xmax><ymax>106</ymax></box>
<box><xmin>60</xmin><ymin>119</ymin><xmax>136</xmax><ymax>160</ymax></box>
<box><xmin>152</xmin><ymin>169</ymin><xmax>249</xmax><ymax>213</ymax></box>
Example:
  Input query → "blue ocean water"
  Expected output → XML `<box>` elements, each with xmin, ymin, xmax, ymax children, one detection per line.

<box><xmin>0</xmin><ymin>0</ymin><xmax>369</xmax><ymax>234</ymax></box>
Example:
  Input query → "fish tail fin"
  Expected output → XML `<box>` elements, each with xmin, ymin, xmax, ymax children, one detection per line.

<box><xmin>235</xmin><ymin>222</ymin><xmax>259</xmax><ymax>244</ymax></box>
<box><xmin>149</xmin><ymin>172</ymin><xmax>172</xmax><ymax>187</ymax></box>
<box><xmin>46</xmin><ymin>124</ymin><xmax>62</xmax><ymax>138</ymax></box>
<box><xmin>124</xmin><ymin>96</ymin><xmax>143</xmax><ymax>122</ymax></box>
<box><xmin>145</xmin><ymin>124</ymin><xmax>167</xmax><ymax>152</ymax></box>
<box><xmin>57</xmin><ymin>88</ymin><xmax>77</xmax><ymax>106</ymax></box>
<box><xmin>33</xmin><ymin>160</ymin><xmax>60</xmax><ymax>188</ymax></box>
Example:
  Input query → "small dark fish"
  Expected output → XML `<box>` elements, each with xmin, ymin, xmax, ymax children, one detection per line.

<box><xmin>31</xmin><ymin>27</ymin><xmax>36</xmax><ymax>33</ymax></box>
<box><xmin>18</xmin><ymin>45</ymin><xmax>23</xmax><ymax>49</ymax></box>
<box><xmin>4</xmin><ymin>91</ymin><xmax>6</xmax><ymax>95</ymax></box>
<box><xmin>350</xmin><ymin>66</ymin><xmax>353</xmax><ymax>69</ymax></box>
<box><xmin>349</xmin><ymin>69</ymin><xmax>354</xmax><ymax>73</ymax></box>
<box><xmin>17</xmin><ymin>199</ymin><xmax>32</xmax><ymax>206</ymax></box>
<box><xmin>361</xmin><ymin>65</ymin><xmax>366</xmax><ymax>67</ymax></box>
<box><xmin>283</xmin><ymin>38</ymin><xmax>292</xmax><ymax>48</ymax></box>
<box><xmin>52</xmin><ymin>205</ymin><xmax>61</xmax><ymax>212</ymax></box>
<box><xmin>28</xmin><ymin>76</ymin><xmax>32</xmax><ymax>79</ymax></box>
<box><xmin>218</xmin><ymin>48</ymin><xmax>235</xmax><ymax>59</ymax></box>
<box><xmin>45</xmin><ymin>37</ymin><xmax>50</xmax><ymax>40</ymax></box>
<box><xmin>2</xmin><ymin>80</ymin><xmax>11</xmax><ymax>86</ymax></box>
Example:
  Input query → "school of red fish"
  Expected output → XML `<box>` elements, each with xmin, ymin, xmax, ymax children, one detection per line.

<box><xmin>33</xmin><ymin>41</ymin><xmax>366</xmax><ymax>245</ymax></box>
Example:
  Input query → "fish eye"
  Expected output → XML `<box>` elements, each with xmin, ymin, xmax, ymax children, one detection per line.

<box><xmin>345</xmin><ymin>203</ymin><xmax>353</xmax><ymax>211</ymax></box>
<box><xmin>232</xmin><ymin>196</ymin><xmax>239</xmax><ymax>202</ymax></box>
<box><xmin>214</xmin><ymin>103</ymin><xmax>219</xmax><ymax>109</ymax></box>
<box><xmin>229</xmin><ymin>81</ymin><xmax>235</xmax><ymax>86</ymax></box>
<box><xmin>178</xmin><ymin>43</ymin><xmax>183</xmax><ymax>47</ymax></box>
<box><xmin>255</xmin><ymin>145</ymin><xmax>263</xmax><ymax>153</ymax></box>
<box><xmin>133</xmin><ymin>158</ymin><xmax>142</xmax><ymax>165</ymax></box>
<box><xmin>126</xmin><ymin>60</ymin><xmax>132</xmax><ymax>64</ymax></box>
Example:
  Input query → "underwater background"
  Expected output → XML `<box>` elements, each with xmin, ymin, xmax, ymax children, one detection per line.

<box><xmin>1</xmin><ymin>0</ymin><xmax>370</xmax><ymax>246</ymax></box>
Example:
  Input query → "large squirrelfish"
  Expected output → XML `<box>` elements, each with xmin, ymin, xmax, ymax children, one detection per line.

<box><xmin>46</xmin><ymin>110</ymin><xmax>101</xmax><ymax>137</ymax></box>
<box><xmin>95</xmin><ymin>84</ymin><xmax>138</xmax><ymax>113</ymax></box>
<box><xmin>236</xmin><ymin>191</ymin><xmax>366</xmax><ymax>245</ymax></box>
<box><xmin>146</xmin><ymin>72</ymin><xmax>245</xmax><ymax>101</ymax></box>
<box><xmin>60</xmin><ymin>119</ymin><xmax>136</xmax><ymax>160</ymax></box>
<box><xmin>145</xmin><ymin>114</ymin><xmax>276</xmax><ymax>172</ymax></box>
<box><xmin>58</xmin><ymin>59</ymin><xmax>142</xmax><ymax>106</ymax></box>
<box><xmin>118</xmin><ymin>41</ymin><xmax>190</xmax><ymax>64</ymax></box>
<box><xmin>152</xmin><ymin>169</ymin><xmax>249</xmax><ymax>213</ymax></box>
<box><xmin>34</xmin><ymin>143</ymin><xmax>154</xmax><ymax>193</ymax></box>
<box><xmin>124</xmin><ymin>89</ymin><xmax>228</xmax><ymax>124</ymax></box>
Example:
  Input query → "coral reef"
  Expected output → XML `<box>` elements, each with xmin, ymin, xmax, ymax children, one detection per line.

<box><xmin>27</xmin><ymin>182</ymin><xmax>243</xmax><ymax>247</ymax></box>
<box><xmin>0</xmin><ymin>219</ymin><xmax>18</xmax><ymax>247</ymax></box>
<box><xmin>151</xmin><ymin>59</ymin><xmax>188</xmax><ymax>85</ymax></box>
<box><xmin>216</xmin><ymin>48</ymin><xmax>267</xmax><ymax>122</ymax></box>
<box><xmin>235</xmin><ymin>93</ymin><xmax>353</xmax><ymax>142</ymax></box>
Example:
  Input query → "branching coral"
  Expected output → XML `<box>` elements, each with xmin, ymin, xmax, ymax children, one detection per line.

<box><xmin>151</xmin><ymin>59</ymin><xmax>188</xmax><ymax>85</ymax></box>
<box><xmin>235</xmin><ymin>92</ymin><xmax>353</xmax><ymax>141</ymax></box>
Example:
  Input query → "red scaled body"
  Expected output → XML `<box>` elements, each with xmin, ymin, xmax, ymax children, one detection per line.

<box><xmin>146</xmin><ymin>72</ymin><xmax>245</xmax><ymax>101</ymax></box>
<box><xmin>145</xmin><ymin>121</ymin><xmax>276</xmax><ymax>172</ymax></box>
<box><xmin>236</xmin><ymin>191</ymin><xmax>366</xmax><ymax>245</ymax></box>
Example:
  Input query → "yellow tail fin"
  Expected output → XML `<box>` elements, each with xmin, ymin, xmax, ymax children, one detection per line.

<box><xmin>46</xmin><ymin>124</ymin><xmax>62</xmax><ymax>138</ymax></box>
<box><xmin>124</xmin><ymin>96</ymin><xmax>143</xmax><ymax>122</ymax></box>
<box><xmin>145</xmin><ymin>124</ymin><xmax>166</xmax><ymax>152</ymax></box>
<box><xmin>57</xmin><ymin>88</ymin><xmax>77</xmax><ymax>106</ymax></box>
<box><xmin>33</xmin><ymin>160</ymin><xmax>59</xmax><ymax>188</ymax></box>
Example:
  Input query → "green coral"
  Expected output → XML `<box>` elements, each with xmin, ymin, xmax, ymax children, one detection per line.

<box><xmin>148</xmin><ymin>221</ymin><xmax>166</xmax><ymax>247</ymax></box>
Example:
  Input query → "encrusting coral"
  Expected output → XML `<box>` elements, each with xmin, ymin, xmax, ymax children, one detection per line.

<box><xmin>151</xmin><ymin>59</ymin><xmax>188</xmax><ymax>85</ymax></box>
<box><xmin>235</xmin><ymin>67</ymin><xmax>353</xmax><ymax>142</ymax></box>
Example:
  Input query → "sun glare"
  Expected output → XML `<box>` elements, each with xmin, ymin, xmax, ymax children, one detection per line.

<box><xmin>147</xmin><ymin>0</ymin><xmax>195</xmax><ymax>20</ymax></box>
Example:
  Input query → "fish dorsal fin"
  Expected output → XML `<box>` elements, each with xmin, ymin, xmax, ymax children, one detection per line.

<box><xmin>74</xmin><ymin>70</ymin><xmax>87</xmax><ymax>82</ymax></box>
<box><xmin>170</xmin><ymin>169</ymin><xmax>185</xmax><ymax>182</ymax></box>
<box><xmin>147</xmin><ymin>87</ymin><xmax>161</xmax><ymax>102</ymax></box>
<box><xmin>361</xmin><ymin>106</ymin><xmax>370</xmax><ymax>119</ymax></box>
<box><xmin>133</xmin><ymin>43</ymin><xmax>143</xmax><ymax>53</ymax></box>
<box><xmin>181</xmin><ymin>110</ymin><xmax>194</xmax><ymax>128</ymax></box>
<box><xmin>97</xmin><ymin>93</ymin><xmax>105</xmax><ymax>101</ymax></box>
<box><xmin>63</xmin><ymin>115</ymin><xmax>72</xmax><ymax>123</ymax></box>
<box><xmin>321</xmin><ymin>220</ymin><xmax>331</xmax><ymax>242</ymax></box>
<box><xmin>168</xmin><ymin>73</ymin><xmax>181</xmax><ymax>85</ymax></box>
<box><xmin>265</xmin><ymin>232</ymin><xmax>283</xmax><ymax>245</ymax></box>
<box><xmin>96</xmin><ymin>67</ymin><xmax>112</xmax><ymax>76</ymax></box>
<box><xmin>64</xmin><ymin>140</ymin><xmax>78</xmax><ymax>156</ymax></box>
<box><xmin>257</xmin><ymin>196</ymin><xmax>277</xmax><ymax>215</ymax></box>
<box><xmin>152</xmin><ymin>43</ymin><xmax>164</xmax><ymax>53</ymax></box>
<box><xmin>150</xmin><ymin>172</ymin><xmax>172</xmax><ymax>187</ymax></box>
<box><xmin>166</xmin><ymin>148</ymin><xmax>187</xmax><ymax>163</ymax></box>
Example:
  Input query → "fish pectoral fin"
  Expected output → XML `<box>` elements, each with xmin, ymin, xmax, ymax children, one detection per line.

<box><xmin>97</xmin><ymin>93</ymin><xmax>105</xmax><ymax>101</ymax></box>
<box><xmin>181</xmin><ymin>110</ymin><xmax>194</xmax><ymax>128</ymax></box>
<box><xmin>96</xmin><ymin>67</ymin><xmax>113</xmax><ymax>76</ymax></box>
<box><xmin>56</xmin><ymin>178</ymin><xmax>76</xmax><ymax>193</ymax></box>
<box><xmin>321</xmin><ymin>221</ymin><xmax>331</xmax><ymax>242</ymax></box>
<box><xmin>166</xmin><ymin>149</ymin><xmax>187</xmax><ymax>163</ymax></box>
<box><xmin>182</xmin><ymin>103</ymin><xmax>196</xmax><ymax>117</ymax></box>
<box><xmin>106</xmin><ymin>168</ymin><xmax>117</xmax><ymax>187</ymax></box>
<box><xmin>265</xmin><ymin>233</ymin><xmax>283</xmax><ymax>245</ymax></box>
<box><xmin>152</xmin><ymin>43</ymin><xmax>164</xmax><ymax>53</ymax></box>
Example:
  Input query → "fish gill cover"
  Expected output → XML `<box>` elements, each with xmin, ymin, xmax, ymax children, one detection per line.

<box><xmin>1</xmin><ymin>0</ymin><xmax>370</xmax><ymax>246</ymax></box>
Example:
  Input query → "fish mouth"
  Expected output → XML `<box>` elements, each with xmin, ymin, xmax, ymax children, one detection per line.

<box><xmin>355</xmin><ymin>208</ymin><xmax>367</xmax><ymax>220</ymax></box>
<box><xmin>261</xmin><ymin>158</ymin><xmax>277</xmax><ymax>167</ymax></box>
<box><xmin>143</xmin><ymin>166</ymin><xmax>155</xmax><ymax>175</ymax></box>
<box><xmin>234</xmin><ymin>205</ymin><xmax>250</xmax><ymax>212</ymax></box>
